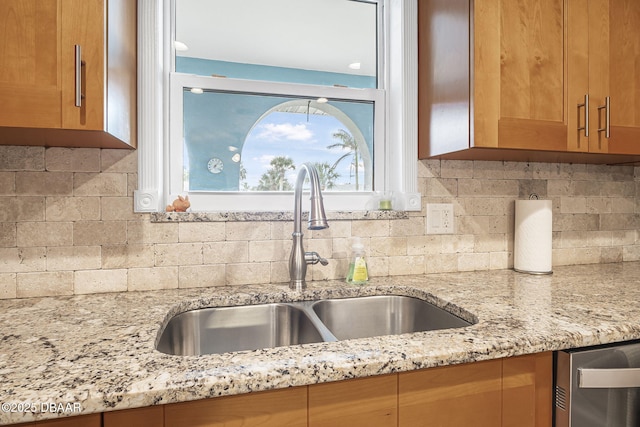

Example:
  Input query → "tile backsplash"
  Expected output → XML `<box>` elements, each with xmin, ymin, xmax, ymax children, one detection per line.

<box><xmin>1</xmin><ymin>145</ymin><xmax>639</xmax><ymax>299</ymax></box>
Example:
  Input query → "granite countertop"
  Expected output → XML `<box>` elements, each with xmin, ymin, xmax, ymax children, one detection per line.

<box><xmin>2</xmin><ymin>262</ymin><xmax>640</xmax><ymax>424</ymax></box>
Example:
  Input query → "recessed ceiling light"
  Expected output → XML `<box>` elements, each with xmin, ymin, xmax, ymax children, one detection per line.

<box><xmin>190</xmin><ymin>88</ymin><xmax>203</xmax><ymax>94</ymax></box>
<box><xmin>316</xmin><ymin>97</ymin><xmax>328</xmax><ymax>103</ymax></box>
<box><xmin>348</xmin><ymin>62</ymin><xmax>361</xmax><ymax>70</ymax></box>
<box><xmin>174</xmin><ymin>41</ymin><xmax>189</xmax><ymax>51</ymax></box>
<box><xmin>231</xmin><ymin>153</ymin><xmax>241</xmax><ymax>163</ymax></box>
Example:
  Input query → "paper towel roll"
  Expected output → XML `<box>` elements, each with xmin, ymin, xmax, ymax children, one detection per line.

<box><xmin>514</xmin><ymin>199</ymin><xmax>552</xmax><ymax>274</ymax></box>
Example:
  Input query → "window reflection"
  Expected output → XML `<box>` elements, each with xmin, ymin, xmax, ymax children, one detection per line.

<box><xmin>174</xmin><ymin>0</ymin><xmax>378</xmax><ymax>88</ymax></box>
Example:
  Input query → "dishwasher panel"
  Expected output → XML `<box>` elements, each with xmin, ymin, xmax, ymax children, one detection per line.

<box><xmin>555</xmin><ymin>342</ymin><xmax>640</xmax><ymax>427</ymax></box>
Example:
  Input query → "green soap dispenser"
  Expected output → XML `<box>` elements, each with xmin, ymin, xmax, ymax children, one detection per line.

<box><xmin>346</xmin><ymin>237</ymin><xmax>368</xmax><ymax>284</ymax></box>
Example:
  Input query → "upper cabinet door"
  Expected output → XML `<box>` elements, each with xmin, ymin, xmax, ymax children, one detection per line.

<box><xmin>0</xmin><ymin>0</ymin><xmax>63</xmax><ymax>129</ymax></box>
<box><xmin>61</xmin><ymin>0</ymin><xmax>104</xmax><ymax>132</ymax></box>
<box><xmin>474</xmin><ymin>0</ymin><xmax>586</xmax><ymax>152</ymax></box>
<box><xmin>418</xmin><ymin>0</ymin><xmax>588</xmax><ymax>158</ymax></box>
<box><xmin>419</xmin><ymin>0</ymin><xmax>640</xmax><ymax>162</ymax></box>
<box><xmin>0</xmin><ymin>0</ymin><xmax>135</xmax><ymax>148</ymax></box>
<box><xmin>589</xmin><ymin>0</ymin><xmax>640</xmax><ymax>155</ymax></box>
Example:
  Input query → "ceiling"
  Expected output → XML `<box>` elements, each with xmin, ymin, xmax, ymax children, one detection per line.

<box><xmin>174</xmin><ymin>0</ymin><xmax>377</xmax><ymax>76</ymax></box>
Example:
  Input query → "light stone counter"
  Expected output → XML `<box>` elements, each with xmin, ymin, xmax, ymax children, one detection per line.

<box><xmin>2</xmin><ymin>262</ymin><xmax>640</xmax><ymax>424</ymax></box>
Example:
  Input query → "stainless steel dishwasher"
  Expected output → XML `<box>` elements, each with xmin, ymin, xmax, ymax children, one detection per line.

<box><xmin>555</xmin><ymin>341</ymin><xmax>640</xmax><ymax>426</ymax></box>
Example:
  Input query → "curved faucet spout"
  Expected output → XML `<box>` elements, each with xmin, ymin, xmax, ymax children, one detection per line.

<box><xmin>290</xmin><ymin>163</ymin><xmax>329</xmax><ymax>290</ymax></box>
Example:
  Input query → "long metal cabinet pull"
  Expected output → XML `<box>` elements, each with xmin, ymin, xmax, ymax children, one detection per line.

<box><xmin>597</xmin><ymin>96</ymin><xmax>610</xmax><ymax>138</ymax></box>
<box><xmin>577</xmin><ymin>94</ymin><xmax>589</xmax><ymax>137</ymax></box>
<box><xmin>579</xmin><ymin>367</ymin><xmax>640</xmax><ymax>388</ymax></box>
<box><xmin>75</xmin><ymin>45</ymin><xmax>83</xmax><ymax>107</ymax></box>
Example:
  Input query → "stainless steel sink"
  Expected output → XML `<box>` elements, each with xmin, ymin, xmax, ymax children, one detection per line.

<box><xmin>156</xmin><ymin>303</ymin><xmax>324</xmax><ymax>356</ymax></box>
<box><xmin>311</xmin><ymin>295</ymin><xmax>472</xmax><ymax>340</ymax></box>
<box><xmin>156</xmin><ymin>295</ymin><xmax>473</xmax><ymax>356</ymax></box>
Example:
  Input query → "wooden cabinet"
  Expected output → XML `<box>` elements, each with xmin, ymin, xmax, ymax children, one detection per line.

<box><xmin>399</xmin><ymin>359</ymin><xmax>502</xmax><ymax>426</ymax></box>
<box><xmin>418</xmin><ymin>0</ymin><xmax>640</xmax><ymax>163</ymax></box>
<box><xmin>476</xmin><ymin>0</ymin><xmax>574</xmax><ymax>155</ymax></box>
<box><xmin>0</xmin><ymin>0</ymin><xmax>62</xmax><ymax>130</ymax></box>
<box><xmin>588</xmin><ymin>0</ymin><xmax>640</xmax><ymax>155</ymax></box>
<box><xmin>308</xmin><ymin>375</ymin><xmax>397</xmax><ymax>427</ymax></box>
<box><xmin>37</xmin><ymin>415</ymin><xmax>100</xmax><ymax>427</ymax></box>
<box><xmin>14</xmin><ymin>414</ymin><xmax>100</xmax><ymax>427</ymax></box>
<box><xmin>0</xmin><ymin>0</ymin><xmax>136</xmax><ymax>148</ymax></box>
<box><xmin>163</xmin><ymin>387</ymin><xmax>307</xmax><ymax>427</ymax></box>
<box><xmin>399</xmin><ymin>353</ymin><xmax>552</xmax><ymax>427</ymax></box>
<box><xmin>103</xmin><ymin>406</ymin><xmax>163</xmax><ymax>427</ymax></box>
<box><xmin>502</xmin><ymin>352</ymin><xmax>553</xmax><ymax>427</ymax></box>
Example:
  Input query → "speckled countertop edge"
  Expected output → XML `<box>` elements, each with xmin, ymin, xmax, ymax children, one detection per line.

<box><xmin>2</xmin><ymin>262</ymin><xmax>640</xmax><ymax>424</ymax></box>
<box><xmin>150</xmin><ymin>210</ymin><xmax>408</xmax><ymax>223</ymax></box>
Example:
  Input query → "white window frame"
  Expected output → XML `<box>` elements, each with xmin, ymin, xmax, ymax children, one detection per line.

<box><xmin>170</xmin><ymin>75</ymin><xmax>385</xmax><ymax>211</ymax></box>
<box><xmin>135</xmin><ymin>0</ymin><xmax>420</xmax><ymax>212</ymax></box>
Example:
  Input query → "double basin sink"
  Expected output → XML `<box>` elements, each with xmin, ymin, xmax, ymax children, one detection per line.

<box><xmin>156</xmin><ymin>295</ymin><xmax>474</xmax><ymax>356</ymax></box>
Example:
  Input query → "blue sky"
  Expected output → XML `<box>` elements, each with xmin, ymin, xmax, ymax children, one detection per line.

<box><xmin>241</xmin><ymin>111</ymin><xmax>367</xmax><ymax>190</ymax></box>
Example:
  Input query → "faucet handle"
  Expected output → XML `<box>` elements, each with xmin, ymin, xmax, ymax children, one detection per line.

<box><xmin>305</xmin><ymin>252</ymin><xmax>329</xmax><ymax>266</ymax></box>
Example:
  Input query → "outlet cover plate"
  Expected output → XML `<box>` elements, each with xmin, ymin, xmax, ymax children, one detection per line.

<box><xmin>426</xmin><ymin>203</ymin><xmax>454</xmax><ymax>234</ymax></box>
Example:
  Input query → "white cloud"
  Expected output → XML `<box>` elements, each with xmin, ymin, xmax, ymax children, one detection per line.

<box><xmin>256</xmin><ymin>123</ymin><xmax>313</xmax><ymax>142</ymax></box>
<box><xmin>252</xmin><ymin>154</ymin><xmax>276</xmax><ymax>169</ymax></box>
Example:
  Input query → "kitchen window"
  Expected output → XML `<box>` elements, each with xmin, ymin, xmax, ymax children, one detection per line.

<box><xmin>135</xmin><ymin>0</ymin><xmax>420</xmax><ymax>213</ymax></box>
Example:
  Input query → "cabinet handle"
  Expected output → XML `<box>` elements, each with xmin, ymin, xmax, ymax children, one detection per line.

<box><xmin>74</xmin><ymin>45</ymin><xmax>85</xmax><ymax>107</ymax></box>
<box><xmin>577</xmin><ymin>94</ymin><xmax>589</xmax><ymax>137</ymax></box>
<box><xmin>579</xmin><ymin>367</ymin><xmax>640</xmax><ymax>388</ymax></box>
<box><xmin>597</xmin><ymin>96</ymin><xmax>610</xmax><ymax>139</ymax></box>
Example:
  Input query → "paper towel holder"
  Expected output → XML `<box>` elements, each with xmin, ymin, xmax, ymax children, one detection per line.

<box><xmin>513</xmin><ymin>194</ymin><xmax>553</xmax><ymax>275</ymax></box>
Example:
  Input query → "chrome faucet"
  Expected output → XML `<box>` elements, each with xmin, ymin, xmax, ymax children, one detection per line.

<box><xmin>289</xmin><ymin>163</ymin><xmax>329</xmax><ymax>290</ymax></box>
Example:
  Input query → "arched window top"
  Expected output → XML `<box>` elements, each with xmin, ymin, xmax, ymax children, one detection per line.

<box><xmin>241</xmin><ymin>100</ymin><xmax>373</xmax><ymax>192</ymax></box>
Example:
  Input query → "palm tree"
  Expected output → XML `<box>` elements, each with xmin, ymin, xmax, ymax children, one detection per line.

<box><xmin>312</xmin><ymin>162</ymin><xmax>340</xmax><ymax>191</ymax></box>
<box><xmin>256</xmin><ymin>156</ymin><xmax>295</xmax><ymax>191</ymax></box>
<box><xmin>239</xmin><ymin>162</ymin><xmax>247</xmax><ymax>181</ymax></box>
<box><xmin>239</xmin><ymin>162</ymin><xmax>250</xmax><ymax>191</ymax></box>
<box><xmin>327</xmin><ymin>129</ymin><xmax>360</xmax><ymax>190</ymax></box>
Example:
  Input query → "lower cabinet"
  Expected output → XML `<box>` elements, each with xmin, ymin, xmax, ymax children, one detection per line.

<box><xmin>25</xmin><ymin>353</ymin><xmax>552</xmax><ymax>427</ymax></box>
<box><xmin>308</xmin><ymin>374</ymin><xmax>397</xmax><ymax>427</ymax></box>
<box><xmin>398</xmin><ymin>359</ymin><xmax>503</xmax><ymax>426</ymax></box>
<box><xmin>15</xmin><ymin>414</ymin><xmax>101</xmax><ymax>427</ymax></box>
<box><xmin>502</xmin><ymin>352</ymin><xmax>553</xmax><ymax>427</ymax></box>
<box><xmin>102</xmin><ymin>406</ymin><xmax>163</xmax><ymax>427</ymax></box>
<box><xmin>163</xmin><ymin>387</ymin><xmax>307</xmax><ymax>427</ymax></box>
<box><xmin>398</xmin><ymin>352</ymin><xmax>552</xmax><ymax>427</ymax></box>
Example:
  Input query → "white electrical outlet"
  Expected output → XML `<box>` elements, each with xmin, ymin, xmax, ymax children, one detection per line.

<box><xmin>426</xmin><ymin>203</ymin><xmax>454</xmax><ymax>234</ymax></box>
